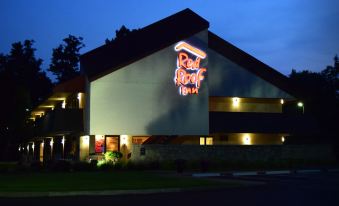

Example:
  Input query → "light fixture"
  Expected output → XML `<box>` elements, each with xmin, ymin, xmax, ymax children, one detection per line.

<box><xmin>297</xmin><ymin>102</ymin><xmax>303</xmax><ymax>107</ymax></box>
<box><xmin>281</xmin><ymin>136</ymin><xmax>285</xmax><ymax>142</ymax></box>
<box><xmin>61</xmin><ymin>136</ymin><xmax>65</xmax><ymax>145</ymax></box>
<box><xmin>62</xmin><ymin>100</ymin><xmax>66</xmax><ymax>109</ymax></box>
<box><xmin>121</xmin><ymin>135</ymin><xmax>128</xmax><ymax>145</ymax></box>
<box><xmin>50</xmin><ymin>138</ymin><xmax>54</xmax><ymax>147</ymax></box>
<box><xmin>232</xmin><ymin>97</ymin><xmax>240</xmax><ymax>107</ymax></box>
<box><xmin>243</xmin><ymin>134</ymin><xmax>251</xmax><ymax>145</ymax></box>
<box><xmin>280</xmin><ymin>99</ymin><xmax>284</xmax><ymax>104</ymax></box>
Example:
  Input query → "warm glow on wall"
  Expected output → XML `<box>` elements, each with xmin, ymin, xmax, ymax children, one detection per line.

<box><xmin>62</xmin><ymin>100</ymin><xmax>66</xmax><ymax>109</ymax></box>
<box><xmin>242</xmin><ymin>134</ymin><xmax>251</xmax><ymax>145</ymax></box>
<box><xmin>81</xmin><ymin>135</ymin><xmax>90</xmax><ymax>145</ymax></box>
<box><xmin>121</xmin><ymin>135</ymin><xmax>128</xmax><ymax>145</ymax></box>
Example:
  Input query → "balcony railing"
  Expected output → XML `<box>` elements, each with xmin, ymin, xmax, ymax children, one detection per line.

<box><xmin>34</xmin><ymin>108</ymin><xmax>84</xmax><ymax>136</ymax></box>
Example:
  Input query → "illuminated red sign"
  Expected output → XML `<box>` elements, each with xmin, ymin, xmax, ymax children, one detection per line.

<box><xmin>174</xmin><ymin>42</ymin><xmax>207</xmax><ymax>95</ymax></box>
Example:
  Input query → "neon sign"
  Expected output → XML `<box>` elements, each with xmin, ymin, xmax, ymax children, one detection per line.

<box><xmin>174</xmin><ymin>42</ymin><xmax>207</xmax><ymax>96</ymax></box>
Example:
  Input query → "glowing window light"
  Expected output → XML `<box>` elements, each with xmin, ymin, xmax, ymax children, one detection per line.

<box><xmin>243</xmin><ymin>134</ymin><xmax>251</xmax><ymax>145</ymax></box>
<box><xmin>199</xmin><ymin>137</ymin><xmax>205</xmax><ymax>145</ymax></box>
<box><xmin>280</xmin><ymin>99</ymin><xmax>284</xmax><ymax>104</ymax></box>
<box><xmin>232</xmin><ymin>97</ymin><xmax>240</xmax><ymax>107</ymax></box>
<box><xmin>206</xmin><ymin>137</ymin><xmax>213</xmax><ymax>145</ymax></box>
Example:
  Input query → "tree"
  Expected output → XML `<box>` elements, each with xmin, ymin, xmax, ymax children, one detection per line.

<box><xmin>105</xmin><ymin>25</ymin><xmax>140</xmax><ymax>44</ymax></box>
<box><xmin>0</xmin><ymin>40</ymin><xmax>52</xmax><ymax>160</ymax></box>
<box><xmin>289</xmin><ymin>55</ymin><xmax>339</xmax><ymax>136</ymax></box>
<box><xmin>49</xmin><ymin>35</ymin><xmax>85</xmax><ymax>83</ymax></box>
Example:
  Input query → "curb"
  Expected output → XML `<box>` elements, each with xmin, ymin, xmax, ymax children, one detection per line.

<box><xmin>192</xmin><ymin>168</ymin><xmax>339</xmax><ymax>177</ymax></box>
<box><xmin>0</xmin><ymin>187</ymin><xmax>201</xmax><ymax>198</ymax></box>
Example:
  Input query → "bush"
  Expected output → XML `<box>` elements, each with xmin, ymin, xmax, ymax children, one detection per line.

<box><xmin>104</xmin><ymin>151</ymin><xmax>123</xmax><ymax>164</ymax></box>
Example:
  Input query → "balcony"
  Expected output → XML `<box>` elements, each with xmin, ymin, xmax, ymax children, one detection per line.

<box><xmin>209</xmin><ymin>112</ymin><xmax>319</xmax><ymax>135</ymax></box>
<box><xmin>34</xmin><ymin>108</ymin><xmax>84</xmax><ymax>136</ymax></box>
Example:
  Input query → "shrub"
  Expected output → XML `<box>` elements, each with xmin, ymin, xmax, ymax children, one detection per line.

<box><xmin>104</xmin><ymin>151</ymin><xmax>123</xmax><ymax>164</ymax></box>
<box><xmin>97</xmin><ymin>151</ymin><xmax>123</xmax><ymax>170</ymax></box>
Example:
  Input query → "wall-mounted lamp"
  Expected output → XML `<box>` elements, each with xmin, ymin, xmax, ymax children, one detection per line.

<box><xmin>232</xmin><ymin>97</ymin><xmax>240</xmax><ymax>107</ymax></box>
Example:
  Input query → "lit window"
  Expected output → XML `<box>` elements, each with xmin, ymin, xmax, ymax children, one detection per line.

<box><xmin>206</xmin><ymin>137</ymin><xmax>213</xmax><ymax>145</ymax></box>
<box><xmin>199</xmin><ymin>137</ymin><xmax>205</xmax><ymax>145</ymax></box>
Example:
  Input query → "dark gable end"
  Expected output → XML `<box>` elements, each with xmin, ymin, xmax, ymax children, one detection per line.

<box><xmin>80</xmin><ymin>8</ymin><xmax>209</xmax><ymax>81</ymax></box>
<box><xmin>208</xmin><ymin>31</ymin><xmax>297</xmax><ymax>98</ymax></box>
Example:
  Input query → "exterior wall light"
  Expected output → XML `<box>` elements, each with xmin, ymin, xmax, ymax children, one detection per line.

<box><xmin>297</xmin><ymin>102</ymin><xmax>304</xmax><ymax>114</ymax></box>
<box><xmin>232</xmin><ymin>97</ymin><xmax>240</xmax><ymax>107</ymax></box>
<box><xmin>281</xmin><ymin>136</ymin><xmax>285</xmax><ymax>143</ymax></box>
<box><xmin>50</xmin><ymin>138</ymin><xmax>54</xmax><ymax>147</ymax></box>
<box><xmin>62</xmin><ymin>100</ymin><xmax>66</xmax><ymax>109</ymax></box>
<box><xmin>243</xmin><ymin>134</ymin><xmax>251</xmax><ymax>145</ymax></box>
<box><xmin>121</xmin><ymin>135</ymin><xmax>128</xmax><ymax>145</ymax></box>
<box><xmin>280</xmin><ymin>99</ymin><xmax>284</xmax><ymax>104</ymax></box>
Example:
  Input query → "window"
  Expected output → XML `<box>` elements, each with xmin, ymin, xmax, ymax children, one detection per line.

<box><xmin>199</xmin><ymin>137</ymin><xmax>205</xmax><ymax>145</ymax></box>
<box><xmin>200</xmin><ymin>137</ymin><xmax>213</xmax><ymax>145</ymax></box>
<box><xmin>206</xmin><ymin>137</ymin><xmax>213</xmax><ymax>145</ymax></box>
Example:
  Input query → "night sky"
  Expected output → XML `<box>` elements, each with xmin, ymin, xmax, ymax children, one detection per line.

<box><xmin>1</xmin><ymin>0</ymin><xmax>338</xmax><ymax>81</ymax></box>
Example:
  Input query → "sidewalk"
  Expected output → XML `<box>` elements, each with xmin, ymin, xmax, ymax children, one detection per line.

<box><xmin>192</xmin><ymin>168</ymin><xmax>339</xmax><ymax>177</ymax></box>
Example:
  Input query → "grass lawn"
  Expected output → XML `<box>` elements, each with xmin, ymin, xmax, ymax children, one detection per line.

<box><xmin>0</xmin><ymin>171</ymin><xmax>228</xmax><ymax>192</ymax></box>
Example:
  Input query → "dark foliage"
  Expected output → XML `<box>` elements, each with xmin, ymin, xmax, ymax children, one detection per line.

<box><xmin>49</xmin><ymin>35</ymin><xmax>85</xmax><ymax>83</ymax></box>
<box><xmin>289</xmin><ymin>55</ymin><xmax>339</xmax><ymax>136</ymax></box>
<box><xmin>0</xmin><ymin>40</ymin><xmax>52</xmax><ymax>161</ymax></box>
<box><xmin>105</xmin><ymin>25</ymin><xmax>140</xmax><ymax>44</ymax></box>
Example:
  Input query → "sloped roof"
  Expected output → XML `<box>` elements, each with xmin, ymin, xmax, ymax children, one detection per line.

<box><xmin>53</xmin><ymin>75</ymin><xmax>85</xmax><ymax>93</ymax></box>
<box><xmin>208</xmin><ymin>32</ymin><xmax>296</xmax><ymax>98</ymax></box>
<box><xmin>80</xmin><ymin>8</ymin><xmax>209</xmax><ymax>81</ymax></box>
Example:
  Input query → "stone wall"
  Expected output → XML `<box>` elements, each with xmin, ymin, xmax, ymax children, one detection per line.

<box><xmin>131</xmin><ymin>144</ymin><xmax>335</xmax><ymax>163</ymax></box>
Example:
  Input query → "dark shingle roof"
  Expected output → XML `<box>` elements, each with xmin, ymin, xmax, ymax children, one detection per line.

<box><xmin>80</xmin><ymin>8</ymin><xmax>209</xmax><ymax>81</ymax></box>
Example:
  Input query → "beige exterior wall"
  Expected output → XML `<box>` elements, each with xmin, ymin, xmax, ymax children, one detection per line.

<box><xmin>79</xmin><ymin>135</ymin><xmax>90</xmax><ymax>161</ymax></box>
